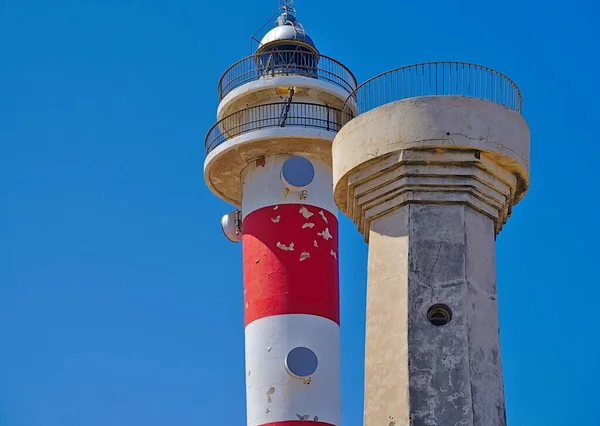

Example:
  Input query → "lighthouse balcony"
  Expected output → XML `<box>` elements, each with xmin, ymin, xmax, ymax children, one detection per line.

<box><xmin>332</xmin><ymin>62</ymin><xmax>530</xmax><ymax>236</ymax></box>
<box><xmin>205</xmin><ymin>101</ymin><xmax>349</xmax><ymax>155</ymax></box>
<box><xmin>341</xmin><ymin>61</ymin><xmax>522</xmax><ymax>123</ymax></box>
<box><xmin>217</xmin><ymin>50</ymin><xmax>357</xmax><ymax>119</ymax></box>
<box><xmin>204</xmin><ymin>101</ymin><xmax>349</xmax><ymax>206</ymax></box>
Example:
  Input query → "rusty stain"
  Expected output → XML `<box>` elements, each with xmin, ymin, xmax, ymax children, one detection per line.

<box><xmin>302</xmin><ymin>222</ymin><xmax>315</xmax><ymax>229</ymax></box>
<box><xmin>299</xmin><ymin>206</ymin><xmax>314</xmax><ymax>219</ymax></box>
<box><xmin>314</xmin><ymin>240</ymin><xmax>319</xmax><ymax>248</ymax></box>
<box><xmin>271</xmin><ymin>215</ymin><xmax>281</xmax><ymax>223</ymax></box>
<box><xmin>330</xmin><ymin>249</ymin><xmax>337</xmax><ymax>259</ymax></box>
<box><xmin>317</xmin><ymin>228</ymin><xmax>333</xmax><ymax>240</ymax></box>
<box><xmin>266</xmin><ymin>387</ymin><xmax>275</xmax><ymax>403</ymax></box>
<box><xmin>300</xmin><ymin>251</ymin><xmax>310</xmax><ymax>261</ymax></box>
<box><xmin>276</xmin><ymin>241</ymin><xmax>295</xmax><ymax>251</ymax></box>
<box><xmin>256</xmin><ymin>157</ymin><xmax>266</xmax><ymax>167</ymax></box>
<box><xmin>318</xmin><ymin>210</ymin><xmax>328</xmax><ymax>223</ymax></box>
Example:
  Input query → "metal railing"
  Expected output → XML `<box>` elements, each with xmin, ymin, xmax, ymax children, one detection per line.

<box><xmin>218</xmin><ymin>50</ymin><xmax>357</xmax><ymax>100</ymax></box>
<box><xmin>205</xmin><ymin>102</ymin><xmax>349</xmax><ymax>155</ymax></box>
<box><xmin>342</xmin><ymin>62</ymin><xmax>522</xmax><ymax>123</ymax></box>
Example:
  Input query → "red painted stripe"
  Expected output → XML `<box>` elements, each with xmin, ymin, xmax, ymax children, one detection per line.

<box><xmin>243</xmin><ymin>204</ymin><xmax>339</xmax><ymax>326</ymax></box>
<box><xmin>259</xmin><ymin>422</ymin><xmax>335</xmax><ymax>426</ymax></box>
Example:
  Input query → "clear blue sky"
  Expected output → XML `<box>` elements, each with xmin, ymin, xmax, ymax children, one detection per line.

<box><xmin>1</xmin><ymin>0</ymin><xmax>599</xmax><ymax>425</ymax></box>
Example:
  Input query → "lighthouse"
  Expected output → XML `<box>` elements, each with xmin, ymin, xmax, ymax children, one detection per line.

<box><xmin>333</xmin><ymin>64</ymin><xmax>529</xmax><ymax>424</ymax></box>
<box><xmin>203</xmin><ymin>1</ymin><xmax>356</xmax><ymax>425</ymax></box>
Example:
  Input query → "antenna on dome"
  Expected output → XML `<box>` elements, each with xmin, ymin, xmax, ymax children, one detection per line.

<box><xmin>279</xmin><ymin>0</ymin><xmax>297</xmax><ymax>20</ymax></box>
<box><xmin>250</xmin><ymin>0</ymin><xmax>302</xmax><ymax>52</ymax></box>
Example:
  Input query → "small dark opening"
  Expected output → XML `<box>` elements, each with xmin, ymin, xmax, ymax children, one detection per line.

<box><xmin>427</xmin><ymin>304</ymin><xmax>452</xmax><ymax>326</ymax></box>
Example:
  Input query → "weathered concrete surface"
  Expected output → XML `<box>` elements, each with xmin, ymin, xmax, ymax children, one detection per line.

<box><xmin>340</xmin><ymin>149</ymin><xmax>516</xmax><ymax>240</ymax></box>
<box><xmin>365</xmin><ymin>204</ymin><xmax>505</xmax><ymax>426</ymax></box>
<box><xmin>331</xmin><ymin>96</ymin><xmax>530</xmax><ymax>425</ymax></box>
<box><xmin>333</xmin><ymin>96</ymin><xmax>530</xmax><ymax>215</ymax></box>
<box><xmin>364</xmin><ymin>207</ymin><xmax>410</xmax><ymax>426</ymax></box>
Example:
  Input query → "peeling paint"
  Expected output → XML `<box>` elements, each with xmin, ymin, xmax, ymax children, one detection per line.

<box><xmin>299</xmin><ymin>206</ymin><xmax>314</xmax><ymax>219</ymax></box>
<box><xmin>271</xmin><ymin>215</ymin><xmax>281</xmax><ymax>223</ymax></box>
<box><xmin>319</xmin><ymin>210</ymin><xmax>328</xmax><ymax>223</ymax></box>
<box><xmin>313</xmin><ymin>240</ymin><xmax>319</xmax><ymax>248</ymax></box>
<box><xmin>266</xmin><ymin>408</ymin><xmax>270</xmax><ymax>415</ymax></box>
<box><xmin>245</xmin><ymin>314</ymin><xmax>341</xmax><ymax>424</ymax></box>
<box><xmin>296</xmin><ymin>414</ymin><xmax>310</xmax><ymax>420</ymax></box>
<box><xmin>276</xmin><ymin>242</ymin><xmax>295</xmax><ymax>251</ymax></box>
<box><xmin>317</xmin><ymin>228</ymin><xmax>333</xmax><ymax>240</ymax></box>
<box><xmin>300</xmin><ymin>251</ymin><xmax>311</xmax><ymax>261</ymax></box>
<box><xmin>266</xmin><ymin>387</ymin><xmax>275</xmax><ymax>403</ymax></box>
<box><xmin>330</xmin><ymin>250</ymin><xmax>337</xmax><ymax>259</ymax></box>
<box><xmin>266</xmin><ymin>346</ymin><xmax>272</xmax><ymax>352</ymax></box>
<box><xmin>273</xmin><ymin>205</ymin><xmax>279</xmax><ymax>210</ymax></box>
<box><xmin>302</xmin><ymin>222</ymin><xmax>315</xmax><ymax>229</ymax></box>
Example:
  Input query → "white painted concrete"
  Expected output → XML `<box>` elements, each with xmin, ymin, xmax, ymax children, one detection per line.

<box><xmin>218</xmin><ymin>75</ymin><xmax>354</xmax><ymax>120</ymax></box>
<box><xmin>204</xmin><ymin>126</ymin><xmax>336</xmax><ymax>177</ymax></box>
<box><xmin>203</xmin><ymin>127</ymin><xmax>337</xmax><ymax>207</ymax></box>
<box><xmin>216</xmin><ymin>95</ymin><xmax>336</xmax><ymax>138</ymax></box>
<box><xmin>241</xmin><ymin>154</ymin><xmax>337</xmax><ymax>218</ymax></box>
<box><xmin>244</xmin><ymin>314</ymin><xmax>341</xmax><ymax>426</ymax></box>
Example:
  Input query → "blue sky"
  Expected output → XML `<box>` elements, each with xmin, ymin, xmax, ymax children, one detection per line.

<box><xmin>1</xmin><ymin>0</ymin><xmax>599</xmax><ymax>425</ymax></box>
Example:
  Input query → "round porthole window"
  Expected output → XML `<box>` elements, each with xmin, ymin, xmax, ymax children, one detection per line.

<box><xmin>427</xmin><ymin>304</ymin><xmax>452</xmax><ymax>326</ymax></box>
<box><xmin>281</xmin><ymin>156</ymin><xmax>315</xmax><ymax>191</ymax></box>
<box><xmin>285</xmin><ymin>347</ymin><xmax>318</xmax><ymax>378</ymax></box>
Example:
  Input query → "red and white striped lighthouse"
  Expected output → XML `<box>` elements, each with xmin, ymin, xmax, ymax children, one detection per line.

<box><xmin>204</xmin><ymin>2</ymin><xmax>356</xmax><ymax>425</ymax></box>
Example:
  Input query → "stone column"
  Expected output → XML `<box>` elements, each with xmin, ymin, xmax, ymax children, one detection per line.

<box><xmin>332</xmin><ymin>97</ymin><xmax>530</xmax><ymax>425</ymax></box>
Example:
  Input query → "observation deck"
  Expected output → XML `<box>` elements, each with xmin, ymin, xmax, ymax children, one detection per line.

<box><xmin>217</xmin><ymin>50</ymin><xmax>357</xmax><ymax>120</ymax></box>
<box><xmin>205</xmin><ymin>48</ymin><xmax>356</xmax><ymax>206</ymax></box>
<box><xmin>341</xmin><ymin>61</ymin><xmax>522</xmax><ymax>121</ymax></box>
<box><xmin>332</xmin><ymin>62</ymin><xmax>530</xmax><ymax>238</ymax></box>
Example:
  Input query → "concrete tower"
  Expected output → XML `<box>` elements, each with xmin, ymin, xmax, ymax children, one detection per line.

<box><xmin>203</xmin><ymin>2</ymin><xmax>356</xmax><ymax>425</ymax></box>
<box><xmin>333</xmin><ymin>64</ymin><xmax>530</xmax><ymax>425</ymax></box>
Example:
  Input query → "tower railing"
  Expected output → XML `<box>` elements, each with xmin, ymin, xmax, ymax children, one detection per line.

<box><xmin>218</xmin><ymin>51</ymin><xmax>357</xmax><ymax>101</ymax></box>
<box><xmin>205</xmin><ymin>102</ymin><xmax>350</xmax><ymax>155</ymax></box>
<box><xmin>342</xmin><ymin>62</ymin><xmax>522</xmax><ymax>124</ymax></box>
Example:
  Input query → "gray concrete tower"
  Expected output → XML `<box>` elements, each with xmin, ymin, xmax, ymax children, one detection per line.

<box><xmin>333</xmin><ymin>63</ymin><xmax>530</xmax><ymax>425</ymax></box>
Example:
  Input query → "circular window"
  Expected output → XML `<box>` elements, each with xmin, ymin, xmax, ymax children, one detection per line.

<box><xmin>427</xmin><ymin>304</ymin><xmax>452</xmax><ymax>326</ymax></box>
<box><xmin>281</xmin><ymin>156</ymin><xmax>315</xmax><ymax>191</ymax></box>
<box><xmin>285</xmin><ymin>347</ymin><xmax>318</xmax><ymax>378</ymax></box>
